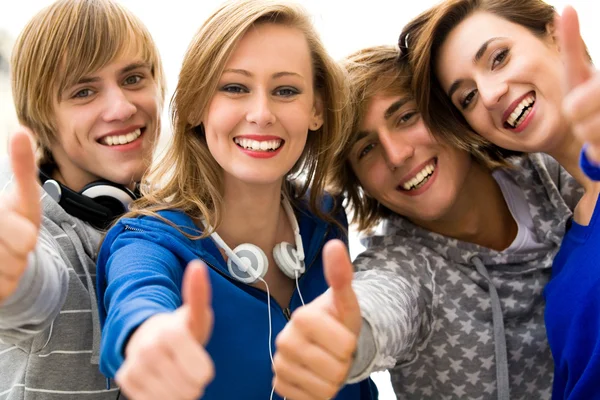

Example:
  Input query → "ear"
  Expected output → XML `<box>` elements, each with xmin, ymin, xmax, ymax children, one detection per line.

<box><xmin>546</xmin><ymin>15</ymin><xmax>560</xmax><ymax>51</ymax></box>
<box><xmin>310</xmin><ymin>92</ymin><xmax>324</xmax><ymax>131</ymax></box>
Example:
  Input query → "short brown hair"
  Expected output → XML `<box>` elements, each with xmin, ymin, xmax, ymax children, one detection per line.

<box><xmin>330</xmin><ymin>45</ymin><xmax>410</xmax><ymax>232</ymax></box>
<box><xmin>11</xmin><ymin>0</ymin><xmax>165</xmax><ymax>165</ymax></box>
<box><xmin>398</xmin><ymin>0</ymin><xmax>560</xmax><ymax>169</ymax></box>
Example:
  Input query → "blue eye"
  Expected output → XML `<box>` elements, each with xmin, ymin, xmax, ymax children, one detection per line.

<box><xmin>124</xmin><ymin>75</ymin><xmax>143</xmax><ymax>85</ymax></box>
<box><xmin>274</xmin><ymin>87</ymin><xmax>300</xmax><ymax>97</ymax></box>
<box><xmin>220</xmin><ymin>84</ymin><xmax>248</xmax><ymax>94</ymax></box>
<box><xmin>73</xmin><ymin>89</ymin><xmax>94</xmax><ymax>99</ymax></box>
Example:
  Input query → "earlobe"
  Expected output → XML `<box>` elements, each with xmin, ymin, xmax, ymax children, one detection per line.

<box><xmin>310</xmin><ymin>117</ymin><xmax>323</xmax><ymax>131</ymax></box>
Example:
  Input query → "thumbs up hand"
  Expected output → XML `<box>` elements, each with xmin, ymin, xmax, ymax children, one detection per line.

<box><xmin>559</xmin><ymin>6</ymin><xmax>600</xmax><ymax>163</ymax></box>
<box><xmin>0</xmin><ymin>128</ymin><xmax>41</xmax><ymax>303</ymax></box>
<box><xmin>118</xmin><ymin>260</ymin><xmax>215</xmax><ymax>400</ymax></box>
<box><xmin>273</xmin><ymin>239</ymin><xmax>361</xmax><ymax>400</ymax></box>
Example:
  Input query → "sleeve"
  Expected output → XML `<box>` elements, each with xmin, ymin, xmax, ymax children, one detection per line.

<box><xmin>0</xmin><ymin>223</ymin><xmax>70</xmax><ymax>344</ymax></box>
<box><xmin>97</xmin><ymin>228</ymin><xmax>186</xmax><ymax>378</ymax></box>
<box><xmin>580</xmin><ymin>145</ymin><xmax>600</xmax><ymax>182</ymax></box>
<box><xmin>346</xmin><ymin>245</ymin><xmax>432</xmax><ymax>383</ymax></box>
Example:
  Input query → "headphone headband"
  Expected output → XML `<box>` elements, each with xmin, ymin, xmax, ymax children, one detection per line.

<box><xmin>38</xmin><ymin>167</ymin><xmax>138</xmax><ymax>229</ymax></box>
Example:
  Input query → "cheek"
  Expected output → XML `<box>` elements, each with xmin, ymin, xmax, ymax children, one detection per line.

<box><xmin>205</xmin><ymin>101</ymin><xmax>240</xmax><ymax>139</ymax></box>
<box><xmin>355</xmin><ymin>161</ymin><xmax>388</xmax><ymax>195</ymax></box>
<box><xmin>280</xmin><ymin>105</ymin><xmax>313</xmax><ymax>132</ymax></box>
<box><xmin>464</xmin><ymin>106</ymin><xmax>495</xmax><ymax>137</ymax></box>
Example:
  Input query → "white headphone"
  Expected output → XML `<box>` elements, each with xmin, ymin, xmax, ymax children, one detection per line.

<box><xmin>209</xmin><ymin>197</ymin><xmax>306</xmax><ymax>284</ymax></box>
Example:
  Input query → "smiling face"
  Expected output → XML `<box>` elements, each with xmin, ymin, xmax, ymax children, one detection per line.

<box><xmin>348</xmin><ymin>94</ymin><xmax>473</xmax><ymax>224</ymax></box>
<box><xmin>203</xmin><ymin>22</ymin><xmax>323</xmax><ymax>189</ymax></box>
<box><xmin>50</xmin><ymin>47</ymin><xmax>161</xmax><ymax>191</ymax></box>
<box><xmin>435</xmin><ymin>11</ymin><xmax>568</xmax><ymax>154</ymax></box>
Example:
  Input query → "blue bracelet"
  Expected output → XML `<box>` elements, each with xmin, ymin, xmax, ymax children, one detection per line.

<box><xmin>580</xmin><ymin>144</ymin><xmax>600</xmax><ymax>181</ymax></box>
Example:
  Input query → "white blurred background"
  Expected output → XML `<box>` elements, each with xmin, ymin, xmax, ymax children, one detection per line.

<box><xmin>2</xmin><ymin>1</ymin><xmax>600</xmax><ymax>398</ymax></box>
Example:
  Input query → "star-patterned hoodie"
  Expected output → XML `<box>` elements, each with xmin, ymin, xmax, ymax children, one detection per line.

<box><xmin>347</xmin><ymin>153</ymin><xmax>582</xmax><ymax>400</ymax></box>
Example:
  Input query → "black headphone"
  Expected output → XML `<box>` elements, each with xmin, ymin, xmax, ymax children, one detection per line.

<box><xmin>39</xmin><ymin>166</ymin><xmax>139</xmax><ymax>230</ymax></box>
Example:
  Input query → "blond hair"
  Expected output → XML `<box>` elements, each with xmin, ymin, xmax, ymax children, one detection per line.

<box><xmin>330</xmin><ymin>45</ymin><xmax>411</xmax><ymax>232</ymax></box>
<box><xmin>11</xmin><ymin>0</ymin><xmax>165</xmax><ymax>164</ymax></box>
<box><xmin>131</xmin><ymin>0</ymin><xmax>348</xmax><ymax>236</ymax></box>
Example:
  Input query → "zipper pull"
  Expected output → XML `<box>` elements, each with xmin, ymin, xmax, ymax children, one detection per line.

<box><xmin>283</xmin><ymin>307</ymin><xmax>292</xmax><ymax>320</ymax></box>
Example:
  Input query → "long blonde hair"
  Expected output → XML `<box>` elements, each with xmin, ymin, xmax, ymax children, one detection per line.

<box><xmin>131</xmin><ymin>0</ymin><xmax>349</xmax><ymax>236</ymax></box>
<box><xmin>11</xmin><ymin>0</ymin><xmax>165</xmax><ymax>165</ymax></box>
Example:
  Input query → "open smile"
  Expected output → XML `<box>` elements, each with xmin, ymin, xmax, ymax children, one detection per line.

<box><xmin>503</xmin><ymin>91</ymin><xmax>536</xmax><ymax>130</ymax></box>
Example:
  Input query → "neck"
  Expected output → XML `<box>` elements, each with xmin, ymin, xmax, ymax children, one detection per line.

<box><xmin>216</xmin><ymin>178</ymin><xmax>286</xmax><ymax>249</ymax></box>
<box><xmin>413</xmin><ymin>162</ymin><xmax>517</xmax><ymax>251</ymax></box>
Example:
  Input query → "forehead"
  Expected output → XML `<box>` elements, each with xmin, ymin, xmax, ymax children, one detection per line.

<box><xmin>225</xmin><ymin>23</ymin><xmax>312</xmax><ymax>76</ymax></box>
<box><xmin>436</xmin><ymin>12</ymin><xmax>532</xmax><ymax>86</ymax></box>
<box><xmin>360</xmin><ymin>94</ymin><xmax>409</xmax><ymax>128</ymax></box>
<box><xmin>59</xmin><ymin>36</ymin><xmax>148</xmax><ymax>84</ymax></box>
<box><xmin>440</xmin><ymin>11</ymin><xmax>534</xmax><ymax>59</ymax></box>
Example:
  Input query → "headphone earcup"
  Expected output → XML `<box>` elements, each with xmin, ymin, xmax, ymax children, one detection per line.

<box><xmin>227</xmin><ymin>243</ymin><xmax>268</xmax><ymax>284</ymax></box>
<box><xmin>273</xmin><ymin>242</ymin><xmax>305</xmax><ymax>279</ymax></box>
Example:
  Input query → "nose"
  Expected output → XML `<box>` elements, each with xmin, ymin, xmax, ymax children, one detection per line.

<box><xmin>478</xmin><ymin>77</ymin><xmax>508</xmax><ymax>109</ymax></box>
<box><xmin>246</xmin><ymin>91</ymin><xmax>276</xmax><ymax>128</ymax></box>
<box><xmin>102</xmin><ymin>86</ymin><xmax>137</xmax><ymax>122</ymax></box>
<box><xmin>379</xmin><ymin>128</ymin><xmax>414</xmax><ymax>171</ymax></box>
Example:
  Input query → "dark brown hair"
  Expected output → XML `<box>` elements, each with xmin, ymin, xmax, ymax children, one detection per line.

<box><xmin>399</xmin><ymin>0</ymin><xmax>560</xmax><ymax>168</ymax></box>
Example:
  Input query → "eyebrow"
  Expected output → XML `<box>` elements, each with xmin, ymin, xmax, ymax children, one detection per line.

<box><xmin>74</xmin><ymin>62</ymin><xmax>151</xmax><ymax>85</ymax></box>
<box><xmin>384</xmin><ymin>97</ymin><xmax>410</xmax><ymax>120</ymax></box>
<box><xmin>223</xmin><ymin>68</ymin><xmax>303</xmax><ymax>79</ymax></box>
<box><xmin>447</xmin><ymin>37</ymin><xmax>505</xmax><ymax>99</ymax></box>
<box><xmin>351</xmin><ymin>97</ymin><xmax>412</xmax><ymax>145</ymax></box>
<box><xmin>354</xmin><ymin>131</ymin><xmax>370</xmax><ymax>144</ymax></box>
<box><xmin>474</xmin><ymin>37</ymin><xmax>504</xmax><ymax>64</ymax></box>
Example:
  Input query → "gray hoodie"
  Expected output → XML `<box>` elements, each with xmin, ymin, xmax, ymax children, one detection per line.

<box><xmin>347</xmin><ymin>153</ymin><xmax>581</xmax><ymax>400</ymax></box>
<box><xmin>0</xmin><ymin>159</ymin><xmax>116</xmax><ymax>399</ymax></box>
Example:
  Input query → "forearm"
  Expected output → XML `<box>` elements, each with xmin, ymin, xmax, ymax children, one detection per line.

<box><xmin>0</xmin><ymin>236</ymin><xmax>69</xmax><ymax>343</ymax></box>
<box><xmin>346</xmin><ymin>269</ymin><xmax>423</xmax><ymax>382</ymax></box>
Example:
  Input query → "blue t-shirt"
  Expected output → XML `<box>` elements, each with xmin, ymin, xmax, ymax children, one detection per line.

<box><xmin>545</xmin><ymin>149</ymin><xmax>600</xmax><ymax>400</ymax></box>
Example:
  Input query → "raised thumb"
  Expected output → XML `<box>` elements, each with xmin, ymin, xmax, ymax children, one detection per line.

<box><xmin>323</xmin><ymin>239</ymin><xmax>361</xmax><ymax>334</ymax></box>
<box><xmin>182</xmin><ymin>260</ymin><xmax>213</xmax><ymax>344</ymax></box>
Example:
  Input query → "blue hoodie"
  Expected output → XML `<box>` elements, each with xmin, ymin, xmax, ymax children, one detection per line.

<box><xmin>96</xmin><ymin>195</ymin><xmax>377</xmax><ymax>400</ymax></box>
<box><xmin>545</xmin><ymin>149</ymin><xmax>600</xmax><ymax>400</ymax></box>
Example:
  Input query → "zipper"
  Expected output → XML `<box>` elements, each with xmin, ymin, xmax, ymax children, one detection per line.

<box><xmin>124</xmin><ymin>225</ymin><xmax>144</xmax><ymax>232</ymax></box>
<box><xmin>123</xmin><ymin>224</ymin><xmax>332</xmax><ymax>322</ymax></box>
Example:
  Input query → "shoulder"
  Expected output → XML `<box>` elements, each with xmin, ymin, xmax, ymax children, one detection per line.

<box><xmin>101</xmin><ymin>209</ymin><xmax>201</xmax><ymax>250</ymax></box>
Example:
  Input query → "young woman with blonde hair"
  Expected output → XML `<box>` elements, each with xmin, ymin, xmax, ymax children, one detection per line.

<box><xmin>96</xmin><ymin>1</ymin><xmax>377</xmax><ymax>399</ymax></box>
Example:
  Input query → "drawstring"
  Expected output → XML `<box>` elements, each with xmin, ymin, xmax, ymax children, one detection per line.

<box><xmin>62</xmin><ymin>223</ymin><xmax>101</xmax><ymax>365</ymax></box>
<box><xmin>471</xmin><ymin>256</ymin><xmax>510</xmax><ymax>400</ymax></box>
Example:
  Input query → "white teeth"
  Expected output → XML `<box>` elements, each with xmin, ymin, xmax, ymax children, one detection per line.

<box><xmin>506</xmin><ymin>95</ymin><xmax>535</xmax><ymax>128</ymax></box>
<box><xmin>233</xmin><ymin>137</ymin><xmax>282</xmax><ymax>152</ymax></box>
<box><xmin>102</xmin><ymin>128</ymin><xmax>142</xmax><ymax>146</ymax></box>
<box><xmin>401</xmin><ymin>162</ymin><xmax>436</xmax><ymax>191</ymax></box>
